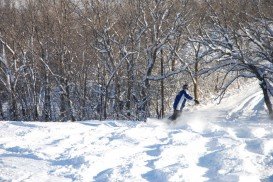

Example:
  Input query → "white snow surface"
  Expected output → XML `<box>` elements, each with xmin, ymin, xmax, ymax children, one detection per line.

<box><xmin>1</xmin><ymin>83</ymin><xmax>273</xmax><ymax>182</ymax></box>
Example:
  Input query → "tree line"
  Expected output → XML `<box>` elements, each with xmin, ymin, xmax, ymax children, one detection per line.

<box><xmin>0</xmin><ymin>0</ymin><xmax>272</xmax><ymax>121</ymax></box>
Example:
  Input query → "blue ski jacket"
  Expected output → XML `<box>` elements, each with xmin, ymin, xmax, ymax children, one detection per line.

<box><xmin>173</xmin><ymin>89</ymin><xmax>193</xmax><ymax>110</ymax></box>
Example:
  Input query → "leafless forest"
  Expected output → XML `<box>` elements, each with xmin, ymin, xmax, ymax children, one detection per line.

<box><xmin>0</xmin><ymin>0</ymin><xmax>272</xmax><ymax>121</ymax></box>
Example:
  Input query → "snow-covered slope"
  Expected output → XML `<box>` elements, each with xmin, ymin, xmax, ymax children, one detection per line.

<box><xmin>0</xmin><ymin>83</ymin><xmax>273</xmax><ymax>182</ymax></box>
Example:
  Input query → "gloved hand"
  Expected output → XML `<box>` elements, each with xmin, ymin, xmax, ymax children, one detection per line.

<box><xmin>194</xmin><ymin>99</ymin><xmax>200</xmax><ymax>105</ymax></box>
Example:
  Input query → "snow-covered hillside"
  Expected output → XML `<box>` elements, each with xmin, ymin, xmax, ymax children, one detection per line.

<box><xmin>0</xmin><ymin>83</ymin><xmax>273</xmax><ymax>182</ymax></box>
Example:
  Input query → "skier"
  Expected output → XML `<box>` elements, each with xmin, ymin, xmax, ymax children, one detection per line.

<box><xmin>169</xmin><ymin>84</ymin><xmax>199</xmax><ymax>121</ymax></box>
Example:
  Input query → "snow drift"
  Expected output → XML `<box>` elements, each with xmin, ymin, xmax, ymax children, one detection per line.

<box><xmin>0</xmin><ymin>83</ymin><xmax>273</xmax><ymax>182</ymax></box>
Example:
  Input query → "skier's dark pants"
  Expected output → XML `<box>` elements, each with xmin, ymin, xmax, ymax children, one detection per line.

<box><xmin>169</xmin><ymin>109</ymin><xmax>182</xmax><ymax>121</ymax></box>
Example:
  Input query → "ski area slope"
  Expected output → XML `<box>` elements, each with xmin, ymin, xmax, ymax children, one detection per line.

<box><xmin>0</xmin><ymin>83</ymin><xmax>273</xmax><ymax>182</ymax></box>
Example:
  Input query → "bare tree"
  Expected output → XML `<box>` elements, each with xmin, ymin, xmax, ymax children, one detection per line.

<box><xmin>196</xmin><ymin>0</ymin><xmax>273</xmax><ymax>118</ymax></box>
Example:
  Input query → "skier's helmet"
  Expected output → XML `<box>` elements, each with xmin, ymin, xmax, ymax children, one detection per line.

<box><xmin>183</xmin><ymin>84</ymin><xmax>189</xmax><ymax>90</ymax></box>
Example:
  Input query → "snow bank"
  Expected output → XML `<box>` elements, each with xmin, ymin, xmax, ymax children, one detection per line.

<box><xmin>0</xmin><ymin>82</ymin><xmax>273</xmax><ymax>181</ymax></box>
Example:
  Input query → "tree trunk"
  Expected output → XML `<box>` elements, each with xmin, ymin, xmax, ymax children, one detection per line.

<box><xmin>156</xmin><ymin>99</ymin><xmax>160</xmax><ymax>119</ymax></box>
<box><xmin>97</xmin><ymin>66</ymin><xmax>103</xmax><ymax>121</ymax></box>
<box><xmin>60</xmin><ymin>90</ymin><xmax>66</xmax><ymax>121</ymax></box>
<box><xmin>21</xmin><ymin>97</ymin><xmax>27</xmax><ymax>120</ymax></box>
<box><xmin>115</xmin><ymin>78</ymin><xmax>121</xmax><ymax>119</ymax></box>
<box><xmin>260</xmin><ymin>80</ymin><xmax>273</xmax><ymax>119</ymax></box>
<box><xmin>193</xmin><ymin>61</ymin><xmax>199</xmax><ymax>100</ymax></box>
<box><xmin>250</xmin><ymin>65</ymin><xmax>273</xmax><ymax>119</ymax></box>
<box><xmin>81</xmin><ymin>52</ymin><xmax>88</xmax><ymax>120</ymax></box>
<box><xmin>82</xmin><ymin>72</ymin><xmax>87</xmax><ymax>120</ymax></box>
<box><xmin>65</xmin><ymin>79</ymin><xmax>76</xmax><ymax>122</ymax></box>
<box><xmin>0</xmin><ymin>100</ymin><xmax>4</xmax><ymax>119</ymax></box>
<box><xmin>44</xmin><ymin>72</ymin><xmax>51</xmax><ymax>122</ymax></box>
<box><xmin>104</xmin><ymin>87</ymin><xmax>108</xmax><ymax>120</ymax></box>
<box><xmin>160</xmin><ymin>49</ymin><xmax>165</xmax><ymax>118</ymax></box>
<box><xmin>126</xmin><ymin>58</ymin><xmax>133</xmax><ymax>117</ymax></box>
<box><xmin>142</xmin><ymin>48</ymin><xmax>157</xmax><ymax>119</ymax></box>
<box><xmin>10</xmin><ymin>92</ymin><xmax>18</xmax><ymax>121</ymax></box>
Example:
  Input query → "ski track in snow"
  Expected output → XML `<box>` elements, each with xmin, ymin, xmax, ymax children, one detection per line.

<box><xmin>0</xmin><ymin>83</ymin><xmax>273</xmax><ymax>182</ymax></box>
